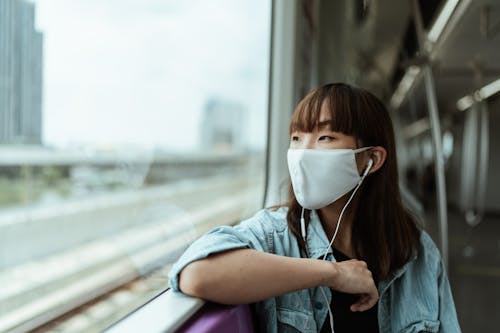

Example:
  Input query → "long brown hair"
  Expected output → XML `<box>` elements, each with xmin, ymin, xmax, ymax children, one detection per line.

<box><xmin>284</xmin><ymin>83</ymin><xmax>420</xmax><ymax>281</ymax></box>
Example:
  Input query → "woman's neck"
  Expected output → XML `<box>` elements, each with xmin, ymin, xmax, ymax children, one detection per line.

<box><xmin>317</xmin><ymin>195</ymin><xmax>358</xmax><ymax>258</ymax></box>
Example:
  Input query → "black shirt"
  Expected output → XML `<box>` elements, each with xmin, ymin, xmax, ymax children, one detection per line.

<box><xmin>319</xmin><ymin>247</ymin><xmax>379</xmax><ymax>333</ymax></box>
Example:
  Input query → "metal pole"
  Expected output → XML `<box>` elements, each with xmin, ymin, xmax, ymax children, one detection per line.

<box><xmin>411</xmin><ymin>0</ymin><xmax>449</xmax><ymax>268</ymax></box>
<box><xmin>422</xmin><ymin>66</ymin><xmax>449</xmax><ymax>268</ymax></box>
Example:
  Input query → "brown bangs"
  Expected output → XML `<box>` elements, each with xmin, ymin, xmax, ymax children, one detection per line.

<box><xmin>289</xmin><ymin>84</ymin><xmax>359</xmax><ymax>137</ymax></box>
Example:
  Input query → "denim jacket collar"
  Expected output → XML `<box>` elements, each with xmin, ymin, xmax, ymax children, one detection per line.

<box><xmin>305</xmin><ymin>210</ymin><xmax>335</xmax><ymax>260</ymax></box>
<box><xmin>378</xmin><ymin>249</ymin><xmax>418</xmax><ymax>295</ymax></box>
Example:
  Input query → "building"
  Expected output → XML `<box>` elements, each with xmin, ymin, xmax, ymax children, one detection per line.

<box><xmin>0</xmin><ymin>0</ymin><xmax>43</xmax><ymax>144</ymax></box>
<box><xmin>200</xmin><ymin>98</ymin><xmax>247</xmax><ymax>152</ymax></box>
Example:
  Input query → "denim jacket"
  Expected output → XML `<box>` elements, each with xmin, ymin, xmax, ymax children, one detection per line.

<box><xmin>168</xmin><ymin>207</ymin><xmax>461</xmax><ymax>333</ymax></box>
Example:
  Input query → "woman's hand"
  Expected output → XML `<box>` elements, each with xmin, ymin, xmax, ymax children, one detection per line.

<box><xmin>326</xmin><ymin>259</ymin><xmax>379</xmax><ymax>312</ymax></box>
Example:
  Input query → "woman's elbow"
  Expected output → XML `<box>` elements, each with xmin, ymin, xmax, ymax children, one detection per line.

<box><xmin>178</xmin><ymin>261</ymin><xmax>212</xmax><ymax>298</ymax></box>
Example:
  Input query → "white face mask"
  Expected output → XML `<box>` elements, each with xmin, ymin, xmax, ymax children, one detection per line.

<box><xmin>287</xmin><ymin>147</ymin><xmax>373</xmax><ymax>210</ymax></box>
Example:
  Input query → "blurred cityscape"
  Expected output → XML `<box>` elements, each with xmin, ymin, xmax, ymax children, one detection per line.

<box><xmin>0</xmin><ymin>0</ymin><xmax>258</xmax><ymax>209</ymax></box>
<box><xmin>0</xmin><ymin>1</ymin><xmax>267</xmax><ymax>331</ymax></box>
<box><xmin>201</xmin><ymin>98</ymin><xmax>247</xmax><ymax>153</ymax></box>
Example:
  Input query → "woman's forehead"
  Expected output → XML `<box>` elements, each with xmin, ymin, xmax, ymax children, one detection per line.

<box><xmin>318</xmin><ymin>106</ymin><xmax>332</xmax><ymax>123</ymax></box>
<box><xmin>290</xmin><ymin>92</ymin><xmax>358</xmax><ymax>136</ymax></box>
<box><xmin>291</xmin><ymin>105</ymin><xmax>333</xmax><ymax>130</ymax></box>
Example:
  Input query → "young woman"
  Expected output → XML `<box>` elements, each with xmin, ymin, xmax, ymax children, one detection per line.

<box><xmin>168</xmin><ymin>83</ymin><xmax>461</xmax><ymax>333</ymax></box>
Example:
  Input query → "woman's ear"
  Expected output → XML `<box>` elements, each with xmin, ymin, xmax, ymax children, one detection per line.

<box><xmin>367</xmin><ymin>146</ymin><xmax>387</xmax><ymax>174</ymax></box>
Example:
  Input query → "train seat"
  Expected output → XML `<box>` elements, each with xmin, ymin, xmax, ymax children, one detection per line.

<box><xmin>176</xmin><ymin>302</ymin><xmax>255</xmax><ymax>333</ymax></box>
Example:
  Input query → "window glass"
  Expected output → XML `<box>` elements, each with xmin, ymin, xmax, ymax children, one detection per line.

<box><xmin>0</xmin><ymin>0</ymin><xmax>270</xmax><ymax>331</ymax></box>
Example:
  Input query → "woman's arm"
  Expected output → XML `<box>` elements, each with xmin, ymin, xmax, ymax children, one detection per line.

<box><xmin>179</xmin><ymin>248</ymin><xmax>378</xmax><ymax>312</ymax></box>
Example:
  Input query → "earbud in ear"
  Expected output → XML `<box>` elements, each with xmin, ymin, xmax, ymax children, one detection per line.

<box><xmin>363</xmin><ymin>159</ymin><xmax>374</xmax><ymax>177</ymax></box>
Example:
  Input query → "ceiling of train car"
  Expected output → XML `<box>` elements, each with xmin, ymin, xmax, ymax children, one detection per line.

<box><xmin>315</xmin><ymin>0</ymin><xmax>412</xmax><ymax>98</ymax></box>
<box><xmin>354</xmin><ymin>0</ymin><xmax>411</xmax><ymax>97</ymax></box>
<box><xmin>327</xmin><ymin>0</ymin><xmax>500</xmax><ymax>113</ymax></box>
<box><xmin>433</xmin><ymin>0</ymin><xmax>500</xmax><ymax>112</ymax></box>
<box><xmin>436</xmin><ymin>1</ymin><xmax>500</xmax><ymax>70</ymax></box>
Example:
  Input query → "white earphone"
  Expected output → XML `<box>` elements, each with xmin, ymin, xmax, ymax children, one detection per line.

<box><xmin>362</xmin><ymin>159</ymin><xmax>374</xmax><ymax>177</ymax></box>
<box><xmin>299</xmin><ymin>157</ymin><xmax>374</xmax><ymax>333</ymax></box>
<box><xmin>297</xmin><ymin>157</ymin><xmax>376</xmax><ymax>333</ymax></box>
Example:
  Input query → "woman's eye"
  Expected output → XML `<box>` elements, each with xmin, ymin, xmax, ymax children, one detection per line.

<box><xmin>291</xmin><ymin>136</ymin><xmax>300</xmax><ymax>141</ymax></box>
<box><xmin>319</xmin><ymin>136</ymin><xmax>334</xmax><ymax>141</ymax></box>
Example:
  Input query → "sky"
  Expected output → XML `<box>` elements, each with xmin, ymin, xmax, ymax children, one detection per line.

<box><xmin>33</xmin><ymin>0</ymin><xmax>271</xmax><ymax>151</ymax></box>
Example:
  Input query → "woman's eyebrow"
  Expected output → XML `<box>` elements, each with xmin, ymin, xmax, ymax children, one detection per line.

<box><xmin>317</xmin><ymin>120</ymin><xmax>333</xmax><ymax>129</ymax></box>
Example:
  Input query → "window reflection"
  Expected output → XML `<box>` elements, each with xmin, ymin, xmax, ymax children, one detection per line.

<box><xmin>0</xmin><ymin>0</ymin><xmax>270</xmax><ymax>331</ymax></box>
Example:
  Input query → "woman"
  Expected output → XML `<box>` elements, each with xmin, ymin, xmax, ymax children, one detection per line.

<box><xmin>168</xmin><ymin>83</ymin><xmax>461</xmax><ymax>332</ymax></box>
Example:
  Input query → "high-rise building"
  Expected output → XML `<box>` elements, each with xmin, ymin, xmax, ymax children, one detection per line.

<box><xmin>0</xmin><ymin>0</ymin><xmax>43</xmax><ymax>144</ymax></box>
<box><xmin>200</xmin><ymin>98</ymin><xmax>247</xmax><ymax>152</ymax></box>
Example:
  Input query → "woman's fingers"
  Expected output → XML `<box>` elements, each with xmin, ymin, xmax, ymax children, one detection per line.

<box><xmin>350</xmin><ymin>292</ymin><xmax>379</xmax><ymax>312</ymax></box>
<box><xmin>328</xmin><ymin>259</ymin><xmax>379</xmax><ymax>311</ymax></box>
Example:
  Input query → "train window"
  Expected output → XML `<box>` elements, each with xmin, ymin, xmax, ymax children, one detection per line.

<box><xmin>0</xmin><ymin>0</ymin><xmax>271</xmax><ymax>332</ymax></box>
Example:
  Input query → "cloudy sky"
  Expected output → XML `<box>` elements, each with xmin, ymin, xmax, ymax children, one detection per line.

<box><xmin>34</xmin><ymin>0</ymin><xmax>270</xmax><ymax>151</ymax></box>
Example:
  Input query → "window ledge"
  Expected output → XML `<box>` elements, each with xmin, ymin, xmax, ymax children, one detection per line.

<box><xmin>104</xmin><ymin>289</ymin><xmax>204</xmax><ymax>333</ymax></box>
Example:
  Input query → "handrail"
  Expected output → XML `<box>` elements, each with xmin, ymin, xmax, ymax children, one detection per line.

<box><xmin>462</xmin><ymin>100</ymin><xmax>489</xmax><ymax>227</ymax></box>
<box><xmin>460</xmin><ymin>102</ymin><xmax>478</xmax><ymax>219</ymax></box>
<box><xmin>423</xmin><ymin>66</ymin><xmax>449</xmax><ymax>268</ymax></box>
<box><xmin>411</xmin><ymin>0</ymin><xmax>449</xmax><ymax>268</ymax></box>
<box><xmin>476</xmin><ymin>101</ymin><xmax>490</xmax><ymax>223</ymax></box>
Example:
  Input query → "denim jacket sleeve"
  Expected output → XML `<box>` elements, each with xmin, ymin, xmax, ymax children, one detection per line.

<box><xmin>437</xmin><ymin>258</ymin><xmax>462</xmax><ymax>333</ymax></box>
<box><xmin>168</xmin><ymin>209</ymin><xmax>278</xmax><ymax>292</ymax></box>
<box><xmin>379</xmin><ymin>231</ymin><xmax>462</xmax><ymax>333</ymax></box>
